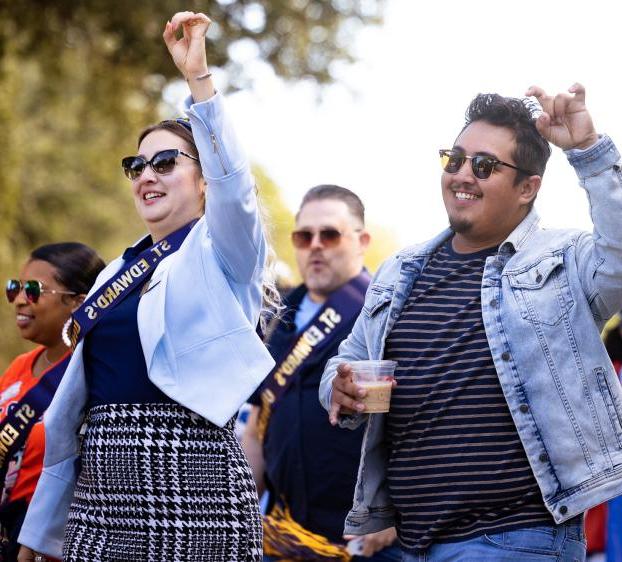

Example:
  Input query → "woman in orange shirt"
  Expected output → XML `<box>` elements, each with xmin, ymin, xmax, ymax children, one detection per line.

<box><xmin>0</xmin><ymin>243</ymin><xmax>104</xmax><ymax>561</ymax></box>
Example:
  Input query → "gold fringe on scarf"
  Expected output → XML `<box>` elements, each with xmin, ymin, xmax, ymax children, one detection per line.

<box><xmin>263</xmin><ymin>504</ymin><xmax>352</xmax><ymax>562</ymax></box>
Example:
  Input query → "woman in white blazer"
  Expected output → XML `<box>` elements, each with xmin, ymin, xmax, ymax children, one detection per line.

<box><xmin>18</xmin><ymin>11</ymin><xmax>275</xmax><ymax>562</ymax></box>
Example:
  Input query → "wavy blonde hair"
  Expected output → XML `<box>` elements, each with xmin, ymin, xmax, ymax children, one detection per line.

<box><xmin>257</xmin><ymin>198</ymin><xmax>284</xmax><ymax>333</ymax></box>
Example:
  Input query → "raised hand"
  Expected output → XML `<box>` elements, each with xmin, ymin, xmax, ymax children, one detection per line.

<box><xmin>525</xmin><ymin>83</ymin><xmax>598</xmax><ymax>151</ymax></box>
<box><xmin>163</xmin><ymin>11</ymin><xmax>211</xmax><ymax>81</ymax></box>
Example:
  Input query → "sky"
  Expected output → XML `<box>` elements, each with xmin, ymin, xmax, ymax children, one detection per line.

<box><xmin>168</xmin><ymin>0</ymin><xmax>622</xmax><ymax>248</ymax></box>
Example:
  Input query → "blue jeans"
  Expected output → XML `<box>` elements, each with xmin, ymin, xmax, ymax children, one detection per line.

<box><xmin>354</xmin><ymin>544</ymin><xmax>403</xmax><ymax>561</ymax></box>
<box><xmin>400</xmin><ymin>519</ymin><xmax>586</xmax><ymax>562</ymax></box>
<box><xmin>263</xmin><ymin>544</ymin><xmax>402</xmax><ymax>561</ymax></box>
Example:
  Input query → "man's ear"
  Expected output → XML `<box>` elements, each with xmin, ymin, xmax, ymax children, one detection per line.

<box><xmin>359</xmin><ymin>230</ymin><xmax>371</xmax><ymax>251</ymax></box>
<box><xmin>519</xmin><ymin>175</ymin><xmax>541</xmax><ymax>206</ymax></box>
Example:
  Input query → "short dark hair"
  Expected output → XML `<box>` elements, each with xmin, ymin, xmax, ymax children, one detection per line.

<box><xmin>30</xmin><ymin>242</ymin><xmax>105</xmax><ymax>295</ymax></box>
<box><xmin>463</xmin><ymin>94</ymin><xmax>551</xmax><ymax>185</ymax></box>
<box><xmin>297</xmin><ymin>184</ymin><xmax>365</xmax><ymax>225</ymax></box>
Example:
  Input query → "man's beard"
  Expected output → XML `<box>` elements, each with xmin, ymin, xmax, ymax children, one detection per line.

<box><xmin>448</xmin><ymin>214</ymin><xmax>473</xmax><ymax>234</ymax></box>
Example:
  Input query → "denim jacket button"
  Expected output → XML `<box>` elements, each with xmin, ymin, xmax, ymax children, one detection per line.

<box><xmin>519</xmin><ymin>403</ymin><xmax>529</xmax><ymax>413</ymax></box>
<box><xmin>539</xmin><ymin>452</ymin><xmax>549</xmax><ymax>462</ymax></box>
<box><xmin>560</xmin><ymin>505</ymin><xmax>568</xmax><ymax>515</ymax></box>
<box><xmin>490</xmin><ymin>299</ymin><xmax>498</xmax><ymax>307</ymax></box>
<box><xmin>501</xmin><ymin>351</ymin><xmax>511</xmax><ymax>361</ymax></box>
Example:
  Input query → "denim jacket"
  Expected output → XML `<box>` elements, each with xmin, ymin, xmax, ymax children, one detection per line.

<box><xmin>18</xmin><ymin>93</ymin><xmax>275</xmax><ymax>558</ymax></box>
<box><xmin>319</xmin><ymin>136</ymin><xmax>622</xmax><ymax>535</ymax></box>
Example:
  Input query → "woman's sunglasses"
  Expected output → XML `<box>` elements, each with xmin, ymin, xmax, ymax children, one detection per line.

<box><xmin>5</xmin><ymin>280</ymin><xmax>77</xmax><ymax>304</ymax></box>
<box><xmin>291</xmin><ymin>228</ymin><xmax>352</xmax><ymax>249</ymax></box>
<box><xmin>439</xmin><ymin>148</ymin><xmax>535</xmax><ymax>180</ymax></box>
<box><xmin>121</xmin><ymin>149</ymin><xmax>199</xmax><ymax>181</ymax></box>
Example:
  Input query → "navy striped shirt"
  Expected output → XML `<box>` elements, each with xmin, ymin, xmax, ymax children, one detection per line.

<box><xmin>384</xmin><ymin>240</ymin><xmax>552</xmax><ymax>553</ymax></box>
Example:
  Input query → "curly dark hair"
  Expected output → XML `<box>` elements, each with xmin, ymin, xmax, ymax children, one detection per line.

<box><xmin>463</xmin><ymin>94</ymin><xmax>552</xmax><ymax>186</ymax></box>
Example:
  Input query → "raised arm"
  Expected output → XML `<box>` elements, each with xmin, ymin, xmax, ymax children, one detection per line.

<box><xmin>164</xmin><ymin>11</ymin><xmax>265</xmax><ymax>288</ymax></box>
<box><xmin>525</xmin><ymin>83</ymin><xmax>598</xmax><ymax>151</ymax></box>
<box><xmin>163</xmin><ymin>12</ymin><xmax>216</xmax><ymax>103</ymax></box>
<box><xmin>526</xmin><ymin>83</ymin><xmax>622</xmax><ymax>323</ymax></box>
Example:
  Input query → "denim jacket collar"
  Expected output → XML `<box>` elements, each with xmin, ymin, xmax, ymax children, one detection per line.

<box><xmin>397</xmin><ymin>207</ymin><xmax>541</xmax><ymax>267</ymax></box>
<box><xmin>499</xmin><ymin>207</ymin><xmax>541</xmax><ymax>254</ymax></box>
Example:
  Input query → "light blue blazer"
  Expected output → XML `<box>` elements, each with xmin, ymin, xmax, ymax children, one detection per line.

<box><xmin>19</xmin><ymin>93</ymin><xmax>275</xmax><ymax>557</ymax></box>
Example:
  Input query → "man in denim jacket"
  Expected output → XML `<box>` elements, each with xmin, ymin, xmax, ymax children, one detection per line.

<box><xmin>320</xmin><ymin>84</ymin><xmax>622</xmax><ymax>562</ymax></box>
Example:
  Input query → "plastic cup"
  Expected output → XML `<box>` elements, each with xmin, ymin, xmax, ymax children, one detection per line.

<box><xmin>349</xmin><ymin>360</ymin><xmax>397</xmax><ymax>413</ymax></box>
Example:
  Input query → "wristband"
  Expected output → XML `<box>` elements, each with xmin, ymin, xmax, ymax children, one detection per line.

<box><xmin>186</xmin><ymin>72</ymin><xmax>212</xmax><ymax>81</ymax></box>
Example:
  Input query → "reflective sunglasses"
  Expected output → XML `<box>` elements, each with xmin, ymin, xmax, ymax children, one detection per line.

<box><xmin>291</xmin><ymin>228</ymin><xmax>356</xmax><ymax>249</ymax></box>
<box><xmin>121</xmin><ymin>149</ymin><xmax>199</xmax><ymax>181</ymax></box>
<box><xmin>6</xmin><ymin>279</ymin><xmax>77</xmax><ymax>304</ymax></box>
<box><xmin>439</xmin><ymin>148</ymin><xmax>535</xmax><ymax>180</ymax></box>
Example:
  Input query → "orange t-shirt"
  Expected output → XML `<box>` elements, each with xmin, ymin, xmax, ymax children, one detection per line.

<box><xmin>0</xmin><ymin>347</ymin><xmax>69</xmax><ymax>505</ymax></box>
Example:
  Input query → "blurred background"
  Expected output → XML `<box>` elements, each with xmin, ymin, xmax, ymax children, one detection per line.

<box><xmin>2</xmin><ymin>0</ymin><xmax>622</xmax><ymax>365</ymax></box>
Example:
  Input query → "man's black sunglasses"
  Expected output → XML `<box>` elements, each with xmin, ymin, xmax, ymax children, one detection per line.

<box><xmin>439</xmin><ymin>148</ymin><xmax>535</xmax><ymax>180</ymax></box>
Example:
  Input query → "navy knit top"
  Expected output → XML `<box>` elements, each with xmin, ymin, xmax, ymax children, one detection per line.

<box><xmin>84</xmin><ymin>238</ymin><xmax>174</xmax><ymax>407</ymax></box>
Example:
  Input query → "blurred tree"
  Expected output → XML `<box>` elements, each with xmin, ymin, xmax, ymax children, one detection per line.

<box><xmin>0</xmin><ymin>0</ymin><xmax>386</xmax><ymax>364</ymax></box>
<box><xmin>365</xmin><ymin>223</ymin><xmax>399</xmax><ymax>273</ymax></box>
<box><xmin>2</xmin><ymin>0</ymin><xmax>384</xmax><ymax>91</ymax></box>
<box><xmin>254</xmin><ymin>165</ymin><xmax>298</xmax><ymax>287</ymax></box>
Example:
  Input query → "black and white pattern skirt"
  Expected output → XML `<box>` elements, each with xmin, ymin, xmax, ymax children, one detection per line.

<box><xmin>64</xmin><ymin>403</ymin><xmax>262</xmax><ymax>561</ymax></box>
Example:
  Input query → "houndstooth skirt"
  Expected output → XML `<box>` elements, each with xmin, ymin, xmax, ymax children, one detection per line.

<box><xmin>63</xmin><ymin>403</ymin><xmax>262</xmax><ymax>562</ymax></box>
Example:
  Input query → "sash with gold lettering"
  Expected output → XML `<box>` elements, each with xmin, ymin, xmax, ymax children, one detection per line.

<box><xmin>62</xmin><ymin>221</ymin><xmax>195</xmax><ymax>350</ymax></box>
<box><xmin>0</xmin><ymin>354</ymin><xmax>70</xmax><ymax>488</ymax></box>
<box><xmin>257</xmin><ymin>271</ymin><xmax>370</xmax><ymax>441</ymax></box>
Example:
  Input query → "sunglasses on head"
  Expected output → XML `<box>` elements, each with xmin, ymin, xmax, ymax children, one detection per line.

<box><xmin>6</xmin><ymin>280</ymin><xmax>77</xmax><ymax>304</ymax></box>
<box><xmin>121</xmin><ymin>149</ymin><xmax>199</xmax><ymax>181</ymax></box>
<box><xmin>291</xmin><ymin>228</ymin><xmax>356</xmax><ymax>249</ymax></box>
<box><xmin>165</xmin><ymin>117</ymin><xmax>192</xmax><ymax>131</ymax></box>
<box><xmin>439</xmin><ymin>148</ymin><xmax>535</xmax><ymax>180</ymax></box>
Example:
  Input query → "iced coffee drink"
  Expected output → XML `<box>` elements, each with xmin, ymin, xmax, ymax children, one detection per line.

<box><xmin>350</xmin><ymin>360</ymin><xmax>397</xmax><ymax>413</ymax></box>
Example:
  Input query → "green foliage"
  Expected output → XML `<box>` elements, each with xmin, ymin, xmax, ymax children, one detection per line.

<box><xmin>0</xmin><ymin>0</ymin><xmax>385</xmax><ymax>366</ymax></box>
<box><xmin>254</xmin><ymin>165</ymin><xmax>298</xmax><ymax>286</ymax></box>
<box><xmin>2</xmin><ymin>1</ymin><xmax>384</xmax><ymax>89</ymax></box>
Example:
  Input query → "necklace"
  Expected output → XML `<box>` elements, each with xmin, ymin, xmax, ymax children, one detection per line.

<box><xmin>41</xmin><ymin>349</ymin><xmax>54</xmax><ymax>367</ymax></box>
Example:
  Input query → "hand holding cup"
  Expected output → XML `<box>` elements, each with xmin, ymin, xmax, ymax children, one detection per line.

<box><xmin>329</xmin><ymin>361</ymin><xmax>397</xmax><ymax>425</ymax></box>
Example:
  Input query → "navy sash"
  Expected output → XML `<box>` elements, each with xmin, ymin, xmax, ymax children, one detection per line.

<box><xmin>0</xmin><ymin>354</ymin><xmax>70</xmax><ymax>485</ymax></box>
<box><xmin>257</xmin><ymin>272</ymin><xmax>370</xmax><ymax>441</ymax></box>
<box><xmin>62</xmin><ymin>221</ymin><xmax>195</xmax><ymax>349</ymax></box>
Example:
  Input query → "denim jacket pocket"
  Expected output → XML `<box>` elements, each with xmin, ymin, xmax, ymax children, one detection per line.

<box><xmin>595</xmin><ymin>366</ymin><xmax>622</xmax><ymax>448</ymax></box>
<box><xmin>362</xmin><ymin>285</ymin><xmax>394</xmax><ymax>355</ymax></box>
<box><xmin>363</xmin><ymin>284</ymin><xmax>393</xmax><ymax>318</ymax></box>
<box><xmin>507</xmin><ymin>254</ymin><xmax>575</xmax><ymax>326</ymax></box>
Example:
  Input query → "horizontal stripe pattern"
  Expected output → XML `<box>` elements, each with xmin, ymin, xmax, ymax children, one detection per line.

<box><xmin>384</xmin><ymin>242</ymin><xmax>551</xmax><ymax>552</ymax></box>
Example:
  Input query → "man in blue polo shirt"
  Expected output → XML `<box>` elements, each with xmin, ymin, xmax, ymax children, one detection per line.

<box><xmin>243</xmin><ymin>185</ymin><xmax>400</xmax><ymax>561</ymax></box>
<box><xmin>321</xmin><ymin>84</ymin><xmax>622</xmax><ymax>562</ymax></box>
